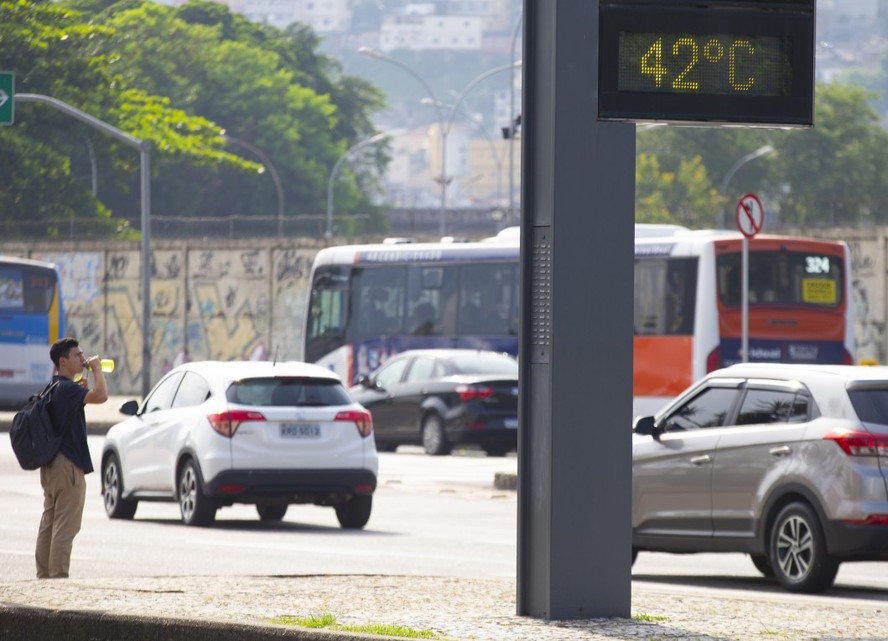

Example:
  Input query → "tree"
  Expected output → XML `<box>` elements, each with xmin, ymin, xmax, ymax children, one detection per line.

<box><xmin>0</xmin><ymin>0</ymin><xmax>257</xmax><ymax>237</ymax></box>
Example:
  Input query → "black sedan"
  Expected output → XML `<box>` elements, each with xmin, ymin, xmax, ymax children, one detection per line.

<box><xmin>350</xmin><ymin>349</ymin><xmax>519</xmax><ymax>456</ymax></box>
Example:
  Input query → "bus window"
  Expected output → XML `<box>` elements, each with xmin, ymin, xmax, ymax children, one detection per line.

<box><xmin>353</xmin><ymin>267</ymin><xmax>406</xmax><ymax>337</ymax></box>
<box><xmin>458</xmin><ymin>263</ymin><xmax>519</xmax><ymax>336</ymax></box>
<box><xmin>305</xmin><ymin>267</ymin><xmax>350</xmax><ymax>364</ymax></box>
<box><xmin>634</xmin><ymin>258</ymin><xmax>697</xmax><ymax>336</ymax></box>
<box><xmin>405</xmin><ymin>265</ymin><xmax>457</xmax><ymax>335</ymax></box>
<box><xmin>717</xmin><ymin>251</ymin><xmax>843</xmax><ymax>308</ymax></box>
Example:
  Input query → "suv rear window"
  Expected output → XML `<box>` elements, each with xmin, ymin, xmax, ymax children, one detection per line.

<box><xmin>848</xmin><ymin>389</ymin><xmax>888</xmax><ymax>426</ymax></box>
<box><xmin>227</xmin><ymin>377</ymin><xmax>352</xmax><ymax>407</ymax></box>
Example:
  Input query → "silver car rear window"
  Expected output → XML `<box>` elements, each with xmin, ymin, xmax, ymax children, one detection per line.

<box><xmin>227</xmin><ymin>377</ymin><xmax>352</xmax><ymax>407</ymax></box>
<box><xmin>848</xmin><ymin>389</ymin><xmax>888</xmax><ymax>426</ymax></box>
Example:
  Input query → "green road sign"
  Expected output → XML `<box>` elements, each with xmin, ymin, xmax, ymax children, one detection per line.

<box><xmin>0</xmin><ymin>72</ymin><xmax>14</xmax><ymax>125</ymax></box>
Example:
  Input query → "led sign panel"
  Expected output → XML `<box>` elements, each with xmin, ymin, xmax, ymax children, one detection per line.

<box><xmin>598</xmin><ymin>2</ymin><xmax>815</xmax><ymax>126</ymax></box>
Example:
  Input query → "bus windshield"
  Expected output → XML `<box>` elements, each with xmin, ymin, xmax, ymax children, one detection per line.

<box><xmin>716</xmin><ymin>250</ymin><xmax>844</xmax><ymax>308</ymax></box>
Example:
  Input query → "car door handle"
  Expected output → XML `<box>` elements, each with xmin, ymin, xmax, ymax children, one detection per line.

<box><xmin>690</xmin><ymin>454</ymin><xmax>712</xmax><ymax>466</ymax></box>
<box><xmin>769</xmin><ymin>445</ymin><xmax>792</xmax><ymax>457</ymax></box>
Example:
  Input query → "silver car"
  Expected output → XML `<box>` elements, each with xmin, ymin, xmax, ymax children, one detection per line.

<box><xmin>632</xmin><ymin>363</ymin><xmax>888</xmax><ymax>593</ymax></box>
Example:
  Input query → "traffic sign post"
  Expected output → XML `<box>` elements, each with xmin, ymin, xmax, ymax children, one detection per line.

<box><xmin>0</xmin><ymin>72</ymin><xmax>14</xmax><ymax>125</ymax></box>
<box><xmin>736</xmin><ymin>193</ymin><xmax>764</xmax><ymax>362</ymax></box>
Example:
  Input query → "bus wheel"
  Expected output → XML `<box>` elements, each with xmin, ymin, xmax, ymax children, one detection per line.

<box><xmin>422</xmin><ymin>414</ymin><xmax>451</xmax><ymax>456</ymax></box>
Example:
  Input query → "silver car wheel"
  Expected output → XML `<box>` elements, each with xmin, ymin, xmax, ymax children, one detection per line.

<box><xmin>179</xmin><ymin>464</ymin><xmax>198</xmax><ymax>523</ymax></box>
<box><xmin>775</xmin><ymin>515</ymin><xmax>812</xmax><ymax>580</ymax></box>
<box><xmin>769</xmin><ymin>502</ymin><xmax>839</xmax><ymax>593</ymax></box>
<box><xmin>102</xmin><ymin>453</ymin><xmax>137</xmax><ymax>520</ymax></box>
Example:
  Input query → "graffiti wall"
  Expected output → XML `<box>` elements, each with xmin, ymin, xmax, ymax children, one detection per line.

<box><xmin>21</xmin><ymin>239</ymin><xmax>324</xmax><ymax>395</ymax></box>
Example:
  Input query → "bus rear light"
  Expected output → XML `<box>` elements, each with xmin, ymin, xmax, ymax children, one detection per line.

<box><xmin>706</xmin><ymin>347</ymin><xmax>722</xmax><ymax>373</ymax></box>
<box><xmin>456</xmin><ymin>384</ymin><xmax>494</xmax><ymax>401</ymax></box>
<box><xmin>208</xmin><ymin>410</ymin><xmax>266</xmax><ymax>437</ymax></box>
<box><xmin>336</xmin><ymin>410</ymin><xmax>373</xmax><ymax>437</ymax></box>
<box><xmin>824</xmin><ymin>430</ymin><xmax>888</xmax><ymax>457</ymax></box>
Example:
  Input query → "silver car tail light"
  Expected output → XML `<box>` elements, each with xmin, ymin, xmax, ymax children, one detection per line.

<box><xmin>208</xmin><ymin>410</ymin><xmax>266</xmax><ymax>437</ymax></box>
<box><xmin>823</xmin><ymin>430</ymin><xmax>888</xmax><ymax>457</ymax></box>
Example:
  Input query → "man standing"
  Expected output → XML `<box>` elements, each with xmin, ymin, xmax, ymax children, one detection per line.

<box><xmin>36</xmin><ymin>337</ymin><xmax>108</xmax><ymax>579</ymax></box>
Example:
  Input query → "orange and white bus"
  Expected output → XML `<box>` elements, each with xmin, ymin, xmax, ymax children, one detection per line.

<box><xmin>634</xmin><ymin>227</ymin><xmax>854</xmax><ymax>417</ymax></box>
<box><xmin>305</xmin><ymin>226</ymin><xmax>855</xmax><ymax>418</ymax></box>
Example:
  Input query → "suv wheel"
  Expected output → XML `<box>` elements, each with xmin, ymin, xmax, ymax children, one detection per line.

<box><xmin>768</xmin><ymin>502</ymin><xmax>839</xmax><ymax>593</ymax></box>
<box><xmin>749</xmin><ymin>554</ymin><xmax>774</xmax><ymax>578</ymax></box>
<box><xmin>421</xmin><ymin>414</ymin><xmax>451</xmax><ymax>456</ymax></box>
<box><xmin>178</xmin><ymin>460</ymin><xmax>217</xmax><ymax>527</ymax></box>
<box><xmin>335</xmin><ymin>495</ymin><xmax>372</xmax><ymax>529</ymax></box>
<box><xmin>102</xmin><ymin>454</ymin><xmax>138</xmax><ymax>520</ymax></box>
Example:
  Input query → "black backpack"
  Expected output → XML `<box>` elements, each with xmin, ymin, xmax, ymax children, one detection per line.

<box><xmin>10</xmin><ymin>381</ymin><xmax>63</xmax><ymax>471</ymax></box>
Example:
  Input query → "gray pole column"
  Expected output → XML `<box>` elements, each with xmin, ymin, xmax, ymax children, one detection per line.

<box><xmin>518</xmin><ymin>0</ymin><xmax>634</xmax><ymax>619</ymax></box>
<box><xmin>140</xmin><ymin>142</ymin><xmax>152</xmax><ymax>397</ymax></box>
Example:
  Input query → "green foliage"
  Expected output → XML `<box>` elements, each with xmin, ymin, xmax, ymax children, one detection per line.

<box><xmin>0</xmin><ymin>0</ymin><xmax>388</xmax><ymax>237</ymax></box>
<box><xmin>636</xmin><ymin>82</ymin><xmax>888</xmax><ymax>228</ymax></box>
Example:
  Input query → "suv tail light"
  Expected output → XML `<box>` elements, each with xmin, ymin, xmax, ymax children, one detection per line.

<box><xmin>208</xmin><ymin>410</ymin><xmax>266</xmax><ymax>437</ymax></box>
<box><xmin>336</xmin><ymin>409</ymin><xmax>373</xmax><ymax>437</ymax></box>
<box><xmin>824</xmin><ymin>430</ymin><xmax>888</xmax><ymax>457</ymax></box>
<box><xmin>456</xmin><ymin>384</ymin><xmax>493</xmax><ymax>401</ymax></box>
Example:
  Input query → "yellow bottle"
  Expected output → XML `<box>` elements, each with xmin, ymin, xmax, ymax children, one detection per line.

<box><xmin>74</xmin><ymin>358</ymin><xmax>115</xmax><ymax>381</ymax></box>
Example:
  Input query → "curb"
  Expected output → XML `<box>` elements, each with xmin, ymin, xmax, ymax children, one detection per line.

<box><xmin>493</xmin><ymin>471</ymin><xmax>517</xmax><ymax>491</ymax></box>
<box><xmin>0</xmin><ymin>606</ymin><xmax>397</xmax><ymax>641</ymax></box>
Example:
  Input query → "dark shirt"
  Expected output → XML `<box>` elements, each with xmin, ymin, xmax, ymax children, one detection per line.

<box><xmin>47</xmin><ymin>375</ymin><xmax>92</xmax><ymax>474</ymax></box>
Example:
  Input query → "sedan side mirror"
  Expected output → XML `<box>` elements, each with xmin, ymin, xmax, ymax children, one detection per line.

<box><xmin>119</xmin><ymin>399</ymin><xmax>139</xmax><ymax>416</ymax></box>
<box><xmin>358</xmin><ymin>375</ymin><xmax>377</xmax><ymax>389</ymax></box>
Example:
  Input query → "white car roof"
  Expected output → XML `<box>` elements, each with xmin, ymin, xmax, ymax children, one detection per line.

<box><xmin>169</xmin><ymin>360</ymin><xmax>342</xmax><ymax>383</ymax></box>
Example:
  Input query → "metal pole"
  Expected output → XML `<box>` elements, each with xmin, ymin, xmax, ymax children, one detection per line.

<box><xmin>140</xmin><ymin>142</ymin><xmax>152</xmax><ymax>396</ymax></box>
<box><xmin>742</xmin><ymin>236</ymin><xmax>749</xmax><ymax>363</ymax></box>
<box><xmin>16</xmin><ymin>93</ymin><xmax>153</xmax><ymax>396</ymax></box>
<box><xmin>326</xmin><ymin>132</ymin><xmax>389</xmax><ymax>238</ymax></box>
<box><xmin>718</xmin><ymin>145</ymin><xmax>774</xmax><ymax>228</ymax></box>
<box><xmin>358</xmin><ymin>48</ymin><xmax>447</xmax><ymax>235</ymax></box>
<box><xmin>223</xmin><ymin>135</ymin><xmax>285</xmax><ymax>236</ymax></box>
<box><xmin>509</xmin><ymin>13</ymin><xmax>523</xmax><ymax>226</ymax></box>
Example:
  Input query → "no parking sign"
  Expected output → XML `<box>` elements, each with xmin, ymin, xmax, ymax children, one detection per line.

<box><xmin>736</xmin><ymin>193</ymin><xmax>764</xmax><ymax>238</ymax></box>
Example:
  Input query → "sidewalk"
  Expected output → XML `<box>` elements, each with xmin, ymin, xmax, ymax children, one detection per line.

<box><xmin>0</xmin><ymin>573</ymin><xmax>885</xmax><ymax>641</ymax></box>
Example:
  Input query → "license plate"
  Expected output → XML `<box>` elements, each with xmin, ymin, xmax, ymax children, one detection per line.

<box><xmin>280</xmin><ymin>423</ymin><xmax>321</xmax><ymax>438</ymax></box>
<box><xmin>504</xmin><ymin>418</ymin><xmax>518</xmax><ymax>429</ymax></box>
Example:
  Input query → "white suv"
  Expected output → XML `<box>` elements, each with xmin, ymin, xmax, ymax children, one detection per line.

<box><xmin>101</xmin><ymin>361</ymin><xmax>377</xmax><ymax>528</ymax></box>
<box><xmin>633</xmin><ymin>363</ymin><xmax>888</xmax><ymax>593</ymax></box>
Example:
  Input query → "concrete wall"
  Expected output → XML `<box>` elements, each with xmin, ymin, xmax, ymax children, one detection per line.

<box><xmin>6</xmin><ymin>227</ymin><xmax>888</xmax><ymax>395</ymax></box>
<box><xmin>2</xmin><ymin>239</ymin><xmax>326</xmax><ymax>396</ymax></box>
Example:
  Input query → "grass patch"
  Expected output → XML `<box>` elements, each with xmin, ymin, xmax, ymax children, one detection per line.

<box><xmin>633</xmin><ymin>613</ymin><xmax>670</xmax><ymax>623</ymax></box>
<box><xmin>271</xmin><ymin>613</ymin><xmax>443</xmax><ymax>638</ymax></box>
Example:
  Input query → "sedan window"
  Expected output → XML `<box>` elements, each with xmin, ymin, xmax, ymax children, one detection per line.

<box><xmin>405</xmin><ymin>357</ymin><xmax>437</xmax><ymax>383</ymax></box>
<box><xmin>736</xmin><ymin>389</ymin><xmax>800</xmax><ymax>425</ymax></box>
<box><xmin>375</xmin><ymin>358</ymin><xmax>410</xmax><ymax>388</ymax></box>
<box><xmin>449</xmin><ymin>355</ymin><xmax>518</xmax><ymax>375</ymax></box>
<box><xmin>663</xmin><ymin>387</ymin><xmax>738</xmax><ymax>431</ymax></box>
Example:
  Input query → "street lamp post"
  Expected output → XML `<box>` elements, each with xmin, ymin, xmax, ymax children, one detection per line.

<box><xmin>718</xmin><ymin>144</ymin><xmax>775</xmax><ymax>228</ymax></box>
<box><xmin>508</xmin><ymin>12</ymin><xmax>523</xmax><ymax>226</ymax></box>
<box><xmin>223</xmin><ymin>135</ymin><xmax>285</xmax><ymax>236</ymax></box>
<box><xmin>422</xmin><ymin>99</ymin><xmax>504</xmax><ymax>209</ymax></box>
<box><xmin>326</xmin><ymin>132</ymin><xmax>389</xmax><ymax>238</ymax></box>
<box><xmin>359</xmin><ymin>47</ymin><xmax>520</xmax><ymax>236</ymax></box>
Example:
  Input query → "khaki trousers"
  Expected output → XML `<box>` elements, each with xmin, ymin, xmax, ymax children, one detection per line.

<box><xmin>35</xmin><ymin>453</ymin><xmax>86</xmax><ymax>579</ymax></box>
